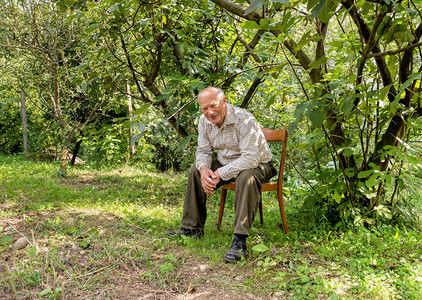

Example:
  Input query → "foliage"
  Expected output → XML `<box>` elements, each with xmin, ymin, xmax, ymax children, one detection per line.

<box><xmin>0</xmin><ymin>0</ymin><xmax>115</xmax><ymax>173</ymax></box>
<box><xmin>0</xmin><ymin>97</ymin><xmax>22</xmax><ymax>153</ymax></box>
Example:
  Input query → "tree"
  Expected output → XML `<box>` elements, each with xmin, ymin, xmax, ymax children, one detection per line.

<box><xmin>210</xmin><ymin>0</ymin><xmax>422</xmax><ymax>223</ymax></box>
<box><xmin>0</xmin><ymin>0</ymin><xmax>111</xmax><ymax>175</ymax></box>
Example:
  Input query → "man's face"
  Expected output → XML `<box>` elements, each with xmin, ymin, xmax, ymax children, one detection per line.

<box><xmin>198</xmin><ymin>91</ymin><xmax>227</xmax><ymax>128</ymax></box>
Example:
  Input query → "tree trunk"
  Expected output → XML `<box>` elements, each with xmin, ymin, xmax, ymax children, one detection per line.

<box><xmin>70</xmin><ymin>139</ymin><xmax>82</xmax><ymax>166</ymax></box>
<box><xmin>20</xmin><ymin>88</ymin><xmax>28</xmax><ymax>154</ymax></box>
<box><xmin>127</xmin><ymin>81</ymin><xmax>135</xmax><ymax>159</ymax></box>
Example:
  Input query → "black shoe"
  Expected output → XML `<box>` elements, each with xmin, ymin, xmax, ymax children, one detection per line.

<box><xmin>168</xmin><ymin>228</ymin><xmax>203</xmax><ymax>239</ymax></box>
<box><xmin>224</xmin><ymin>239</ymin><xmax>247</xmax><ymax>263</ymax></box>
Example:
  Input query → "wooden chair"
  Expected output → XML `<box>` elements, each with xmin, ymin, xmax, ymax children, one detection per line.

<box><xmin>217</xmin><ymin>126</ymin><xmax>289</xmax><ymax>233</ymax></box>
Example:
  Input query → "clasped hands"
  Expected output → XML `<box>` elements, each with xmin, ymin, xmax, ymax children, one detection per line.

<box><xmin>200</xmin><ymin>166</ymin><xmax>221</xmax><ymax>196</ymax></box>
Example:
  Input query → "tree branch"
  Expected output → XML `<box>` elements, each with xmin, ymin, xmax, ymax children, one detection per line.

<box><xmin>366</xmin><ymin>41</ymin><xmax>422</xmax><ymax>58</ymax></box>
<box><xmin>120</xmin><ymin>36</ymin><xmax>150</xmax><ymax>103</ymax></box>
<box><xmin>342</xmin><ymin>0</ymin><xmax>397</xmax><ymax>101</ymax></box>
<box><xmin>240</xmin><ymin>76</ymin><xmax>265</xmax><ymax>109</ymax></box>
<box><xmin>171</xmin><ymin>37</ymin><xmax>190</xmax><ymax>75</ymax></box>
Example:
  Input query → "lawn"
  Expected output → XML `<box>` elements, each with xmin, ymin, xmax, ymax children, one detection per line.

<box><xmin>1</xmin><ymin>154</ymin><xmax>422</xmax><ymax>299</ymax></box>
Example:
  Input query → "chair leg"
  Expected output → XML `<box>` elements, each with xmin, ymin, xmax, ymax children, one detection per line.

<box><xmin>218</xmin><ymin>188</ymin><xmax>227</xmax><ymax>231</ymax></box>
<box><xmin>259</xmin><ymin>199</ymin><xmax>263</xmax><ymax>225</ymax></box>
<box><xmin>277</xmin><ymin>191</ymin><xmax>289</xmax><ymax>234</ymax></box>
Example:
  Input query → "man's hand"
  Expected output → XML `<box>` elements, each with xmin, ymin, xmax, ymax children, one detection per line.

<box><xmin>199</xmin><ymin>166</ymin><xmax>221</xmax><ymax>196</ymax></box>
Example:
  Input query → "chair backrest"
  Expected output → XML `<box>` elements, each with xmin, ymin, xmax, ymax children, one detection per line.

<box><xmin>261</xmin><ymin>126</ymin><xmax>288</xmax><ymax>190</ymax></box>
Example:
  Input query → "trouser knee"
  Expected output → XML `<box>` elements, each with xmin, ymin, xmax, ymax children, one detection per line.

<box><xmin>235</xmin><ymin>169</ymin><xmax>258</xmax><ymax>186</ymax></box>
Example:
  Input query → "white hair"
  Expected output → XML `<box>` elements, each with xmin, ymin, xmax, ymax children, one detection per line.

<box><xmin>198</xmin><ymin>87</ymin><xmax>225</xmax><ymax>101</ymax></box>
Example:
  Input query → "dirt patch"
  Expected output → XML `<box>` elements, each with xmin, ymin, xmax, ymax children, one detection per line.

<box><xmin>1</xmin><ymin>210</ymin><xmax>271</xmax><ymax>300</ymax></box>
<box><xmin>60</xmin><ymin>174</ymin><xmax>112</xmax><ymax>189</ymax></box>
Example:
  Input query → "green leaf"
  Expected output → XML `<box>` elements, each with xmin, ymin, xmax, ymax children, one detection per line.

<box><xmin>385</xmin><ymin>24</ymin><xmax>408</xmax><ymax>44</ymax></box>
<box><xmin>176</xmin><ymin>135</ymin><xmax>192</xmax><ymax>152</ymax></box>
<box><xmin>260</xmin><ymin>19</ymin><xmax>269</xmax><ymax>28</ymax></box>
<box><xmin>134</xmin><ymin>103</ymin><xmax>151</xmax><ymax>115</ymax></box>
<box><xmin>308</xmin><ymin>0</ymin><xmax>320</xmax><ymax>10</ymax></box>
<box><xmin>343</xmin><ymin>147</ymin><xmax>354</xmax><ymax>157</ymax></box>
<box><xmin>266</xmin><ymin>95</ymin><xmax>276</xmax><ymax>108</ymax></box>
<box><xmin>39</xmin><ymin>289</ymin><xmax>52</xmax><ymax>296</ymax></box>
<box><xmin>345</xmin><ymin>168</ymin><xmax>355</xmax><ymax>177</ymax></box>
<box><xmin>294</xmin><ymin>30</ymin><xmax>312</xmax><ymax>51</ymax></box>
<box><xmin>301</xmin><ymin>275</ymin><xmax>311</xmax><ymax>283</ymax></box>
<box><xmin>308</xmin><ymin>56</ymin><xmax>327</xmax><ymax>69</ymax></box>
<box><xmin>138</xmin><ymin>122</ymin><xmax>147</xmax><ymax>133</ymax></box>
<box><xmin>318</xmin><ymin>0</ymin><xmax>337</xmax><ymax>23</ymax></box>
<box><xmin>341</xmin><ymin>97</ymin><xmax>354</xmax><ymax>115</ymax></box>
<box><xmin>251</xmin><ymin>19</ymin><xmax>270</xmax><ymax>30</ymax></box>
<box><xmin>310</xmin><ymin>35</ymin><xmax>322</xmax><ymax>42</ymax></box>
<box><xmin>294</xmin><ymin>102</ymin><xmax>309</xmax><ymax>118</ymax></box>
<box><xmin>379</xmin><ymin>85</ymin><xmax>391</xmax><ymax>101</ymax></box>
<box><xmin>131</xmin><ymin>132</ymin><xmax>143</xmax><ymax>147</ymax></box>
<box><xmin>282</xmin><ymin>12</ymin><xmax>295</xmax><ymax>34</ymax></box>
<box><xmin>110</xmin><ymin>4</ymin><xmax>120</xmax><ymax>12</ymax></box>
<box><xmin>268</xmin><ymin>21</ymin><xmax>284</xmax><ymax>30</ymax></box>
<box><xmin>357</xmin><ymin>169</ymin><xmax>374</xmax><ymax>179</ymax></box>
<box><xmin>28</xmin><ymin>246</ymin><xmax>37</xmax><ymax>257</ymax></box>
<box><xmin>288</xmin><ymin>119</ymin><xmax>300</xmax><ymax>133</ymax></box>
<box><xmin>244</xmin><ymin>0</ymin><xmax>264</xmax><ymax>15</ymax></box>
<box><xmin>310</xmin><ymin>0</ymin><xmax>327</xmax><ymax>19</ymax></box>
<box><xmin>242</xmin><ymin>20</ymin><xmax>261</xmax><ymax>30</ymax></box>
<box><xmin>333</xmin><ymin>190</ymin><xmax>341</xmax><ymax>204</ymax></box>
<box><xmin>401</xmin><ymin>72</ymin><xmax>422</xmax><ymax>89</ymax></box>
<box><xmin>307</xmin><ymin>107</ymin><xmax>324</xmax><ymax>126</ymax></box>
<box><xmin>405</xmin><ymin>153</ymin><xmax>421</xmax><ymax>166</ymax></box>
<box><xmin>365</xmin><ymin>174</ymin><xmax>379</xmax><ymax>188</ymax></box>
<box><xmin>396</xmin><ymin>30</ymin><xmax>414</xmax><ymax>43</ymax></box>
<box><xmin>252</xmin><ymin>243</ymin><xmax>269</xmax><ymax>252</ymax></box>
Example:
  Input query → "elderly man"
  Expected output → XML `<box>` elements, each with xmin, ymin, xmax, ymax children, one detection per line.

<box><xmin>169</xmin><ymin>86</ymin><xmax>276</xmax><ymax>262</ymax></box>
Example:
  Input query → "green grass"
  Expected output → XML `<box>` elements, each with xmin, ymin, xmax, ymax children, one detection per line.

<box><xmin>1</xmin><ymin>153</ymin><xmax>422</xmax><ymax>299</ymax></box>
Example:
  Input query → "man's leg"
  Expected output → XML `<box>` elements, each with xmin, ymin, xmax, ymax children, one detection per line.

<box><xmin>168</xmin><ymin>164</ymin><xmax>205</xmax><ymax>238</ymax></box>
<box><xmin>181</xmin><ymin>164</ymin><xmax>207</xmax><ymax>231</ymax></box>
<box><xmin>225</xmin><ymin>162</ymin><xmax>275</xmax><ymax>262</ymax></box>
<box><xmin>171</xmin><ymin>160</ymin><xmax>227</xmax><ymax>238</ymax></box>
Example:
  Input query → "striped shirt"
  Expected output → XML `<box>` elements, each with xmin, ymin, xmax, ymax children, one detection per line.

<box><xmin>195</xmin><ymin>104</ymin><xmax>273</xmax><ymax>181</ymax></box>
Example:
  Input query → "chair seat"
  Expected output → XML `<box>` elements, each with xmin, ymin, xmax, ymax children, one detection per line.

<box><xmin>222</xmin><ymin>181</ymin><xmax>278</xmax><ymax>192</ymax></box>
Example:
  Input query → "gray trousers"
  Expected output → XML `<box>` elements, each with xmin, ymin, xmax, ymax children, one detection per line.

<box><xmin>181</xmin><ymin>160</ymin><xmax>276</xmax><ymax>236</ymax></box>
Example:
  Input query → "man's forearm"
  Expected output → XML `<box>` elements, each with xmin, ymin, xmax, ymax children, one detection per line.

<box><xmin>195</xmin><ymin>153</ymin><xmax>212</xmax><ymax>171</ymax></box>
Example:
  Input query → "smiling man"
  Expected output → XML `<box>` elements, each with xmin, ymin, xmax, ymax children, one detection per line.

<box><xmin>169</xmin><ymin>86</ymin><xmax>276</xmax><ymax>263</ymax></box>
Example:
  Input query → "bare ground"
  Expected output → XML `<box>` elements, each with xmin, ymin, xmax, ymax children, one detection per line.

<box><xmin>0</xmin><ymin>209</ymin><xmax>278</xmax><ymax>300</ymax></box>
